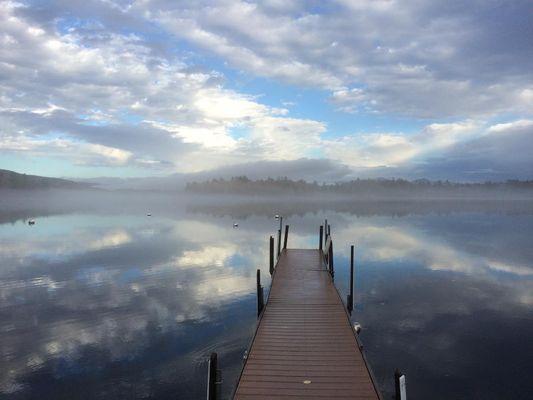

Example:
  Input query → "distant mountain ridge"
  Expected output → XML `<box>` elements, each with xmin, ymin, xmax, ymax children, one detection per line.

<box><xmin>0</xmin><ymin>169</ymin><xmax>88</xmax><ymax>189</ymax></box>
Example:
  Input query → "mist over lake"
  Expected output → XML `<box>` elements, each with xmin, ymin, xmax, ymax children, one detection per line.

<box><xmin>1</xmin><ymin>191</ymin><xmax>532</xmax><ymax>399</ymax></box>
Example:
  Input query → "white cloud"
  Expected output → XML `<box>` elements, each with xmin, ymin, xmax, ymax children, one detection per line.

<box><xmin>248</xmin><ymin>116</ymin><xmax>326</xmax><ymax>160</ymax></box>
<box><xmin>487</xmin><ymin>119</ymin><xmax>533</xmax><ymax>134</ymax></box>
<box><xmin>0</xmin><ymin>1</ymin><xmax>331</xmax><ymax>172</ymax></box>
<box><xmin>0</xmin><ymin>134</ymin><xmax>132</xmax><ymax>166</ymax></box>
<box><xmin>1</xmin><ymin>1</ymin><xmax>532</xmax><ymax>178</ymax></box>
<box><xmin>193</xmin><ymin>88</ymin><xmax>268</xmax><ymax>122</ymax></box>
<box><xmin>84</xmin><ymin>143</ymin><xmax>132</xmax><ymax>164</ymax></box>
<box><xmin>152</xmin><ymin>2</ymin><xmax>343</xmax><ymax>89</ymax></box>
<box><xmin>324</xmin><ymin>121</ymin><xmax>481</xmax><ymax>168</ymax></box>
<box><xmin>330</xmin><ymin>87</ymin><xmax>368</xmax><ymax>113</ymax></box>
<box><xmin>141</xmin><ymin>0</ymin><xmax>533</xmax><ymax>118</ymax></box>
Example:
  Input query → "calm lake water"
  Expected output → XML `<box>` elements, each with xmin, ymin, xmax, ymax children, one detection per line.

<box><xmin>1</xmin><ymin>191</ymin><xmax>532</xmax><ymax>399</ymax></box>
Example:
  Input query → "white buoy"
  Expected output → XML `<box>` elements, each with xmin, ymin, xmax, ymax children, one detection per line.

<box><xmin>233</xmin><ymin>223</ymin><xmax>239</xmax><ymax>228</ymax></box>
<box><xmin>353</xmin><ymin>322</ymin><xmax>362</xmax><ymax>334</ymax></box>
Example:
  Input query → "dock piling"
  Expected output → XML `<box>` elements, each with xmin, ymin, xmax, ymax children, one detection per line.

<box><xmin>329</xmin><ymin>239</ymin><xmax>334</xmax><ymax>279</ymax></box>
<box><xmin>207</xmin><ymin>352</ymin><xmax>218</xmax><ymax>400</ymax></box>
<box><xmin>319</xmin><ymin>225</ymin><xmax>323</xmax><ymax>251</ymax></box>
<box><xmin>277</xmin><ymin>229</ymin><xmax>281</xmax><ymax>258</ymax></box>
<box><xmin>269</xmin><ymin>236</ymin><xmax>274</xmax><ymax>275</ymax></box>
<box><xmin>256</xmin><ymin>269</ymin><xmax>264</xmax><ymax>316</ymax></box>
<box><xmin>347</xmin><ymin>245</ymin><xmax>354</xmax><ymax>313</ymax></box>
<box><xmin>395</xmin><ymin>369</ymin><xmax>407</xmax><ymax>400</ymax></box>
<box><xmin>277</xmin><ymin>217</ymin><xmax>282</xmax><ymax>259</ymax></box>
<box><xmin>283</xmin><ymin>225</ymin><xmax>289</xmax><ymax>249</ymax></box>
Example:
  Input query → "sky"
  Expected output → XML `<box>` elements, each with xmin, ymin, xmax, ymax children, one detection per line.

<box><xmin>0</xmin><ymin>0</ymin><xmax>532</xmax><ymax>181</ymax></box>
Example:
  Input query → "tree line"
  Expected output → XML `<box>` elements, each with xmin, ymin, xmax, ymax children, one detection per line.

<box><xmin>185</xmin><ymin>176</ymin><xmax>533</xmax><ymax>196</ymax></box>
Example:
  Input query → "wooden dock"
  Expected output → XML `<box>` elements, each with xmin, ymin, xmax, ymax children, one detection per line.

<box><xmin>231</xmin><ymin>226</ymin><xmax>381</xmax><ymax>399</ymax></box>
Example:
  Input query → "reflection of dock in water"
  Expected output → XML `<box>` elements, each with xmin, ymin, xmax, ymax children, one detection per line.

<box><xmin>208</xmin><ymin>222</ymin><xmax>401</xmax><ymax>399</ymax></box>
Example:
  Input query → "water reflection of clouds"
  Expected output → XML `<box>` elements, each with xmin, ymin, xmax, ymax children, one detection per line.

<box><xmin>357</xmin><ymin>265</ymin><xmax>533</xmax><ymax>398</ymax></box>
<box><xmin>178</xmin><ymin>245</ymin><xmax>237</xmax><ymax>268</ymax></box>
<box><xmin>1</xmin><ymin>208</ymin><xmax>532</xmax><ymax>398</ymax></box>
<box><xmin>0</xmin><ymin>218</ymin><xmax>144</xmax><ymax>267</ymax></box>
<box><xmin>89</xmin><ymin>230</ymin><xmax>132</xmax><ymax>250</ymax></box>
<box><xmin>486</xmin><ymin>260</ymin><xmax>533</xmax><ymax>276</ymax></box>
<box><xmin>0</xmin><ymin>215</ymin><xmax>269</xmax><ymax>395</ymax></box>
<box><xmin>318</xmin><ymin>215</ymin><xmax>533</xmax><ymax>397</ymax></box>
<box><xmin>335</xmin><ymin>220</ymin><xmax>533</xmax><ymax>279</ymax></box>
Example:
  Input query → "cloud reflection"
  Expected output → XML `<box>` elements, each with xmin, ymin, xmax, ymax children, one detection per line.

<box><xmin>0</xmin><ymin>203</ymin><xmax>532</xmax><ymax>399</ymax></box>
<box><xmin>0</xmin><ymin>213</ymin><xmax>270</xmax><ymax>396</ymax></box>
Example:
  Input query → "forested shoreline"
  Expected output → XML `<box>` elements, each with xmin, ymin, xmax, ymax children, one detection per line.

<box><xmin>185</xmin><ymin>176</ymin><xmax>533</xmax><ymax>198</ymax></box>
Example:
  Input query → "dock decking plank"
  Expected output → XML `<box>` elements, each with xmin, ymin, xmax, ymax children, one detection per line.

<box><xmin>233</xmin><ymin>249</ymin><xmax>380</xmax><ymax>399</ymax></box>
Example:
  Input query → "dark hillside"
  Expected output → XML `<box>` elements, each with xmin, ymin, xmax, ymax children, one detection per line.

<box><xmin>0</xmin><ymin>169</ymin><xmax>88</xmax><ymax>189</ymax></box>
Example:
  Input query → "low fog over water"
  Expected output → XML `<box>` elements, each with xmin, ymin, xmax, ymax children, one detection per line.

<box><xmin>1</xmin><ymin>190</ymin><xmax>532</xmax><ymax>399</ymax></box>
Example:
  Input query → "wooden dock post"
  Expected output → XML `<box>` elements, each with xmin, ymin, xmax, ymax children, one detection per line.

<box><xmin>256</xmin><ymin>269</ymin><xmax>264</xmax><ymax>316</ymax></box>
<box><xmin>269</xmin><ymin>236</ymin><xmax>274</xmax><ymax>275</ymax></box>
<box><xmin>283</xmin><ymin>225</ymin><xmax>289</xmax><ymax>249</ymax></box>
<box><xmin>347</xmin><ymin>245</ymin><xmax>354</xmax><ymax>313</ymax></box>
<box><xmin>277</xmin><ymin>229</ymin><xmax>281</xmax><ymax>258</ymax></box>
<box><xmin>319</xmin><ymin>225</ymin><xmax>324</xmax><ymax>251</ymax></box>
<box><xmin>395</xmin><ymin>369</ymin><xmax>407</xmax><ymax>400</ymax></box>
<box><xmin>277</xmin><ymin>217</ymin><xmax>283</xmax><ymax>258</ymax></box>
<box><xmin>207</xmin><ymin>352</ymin><xmax>218</xmax><ymax>400</ymax></box>
<box><xmin>329</xmin><ymin>239</ymin><xmax>334</xmax><ymax>279</ymax></box>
